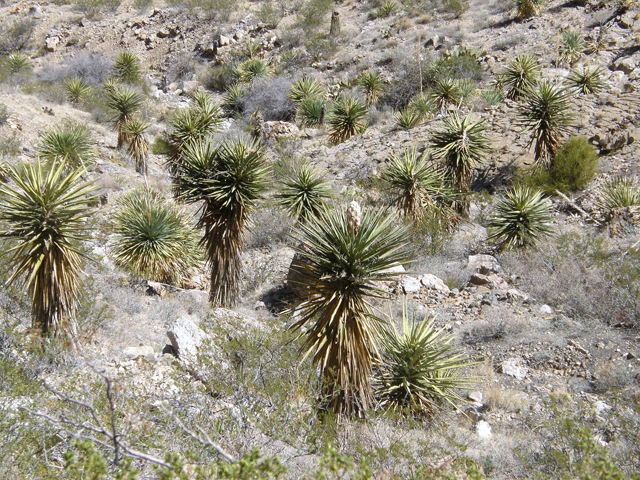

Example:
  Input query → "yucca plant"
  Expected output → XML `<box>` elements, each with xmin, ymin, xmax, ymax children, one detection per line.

<box><xmin>64</xmin><ymin>77</ymin><xmax>93</xmax><ymax>104</ymax></box>
<box><xmin>565</xmin><ymin>67</ymin><xmax>605</xmax><ymax>95</ymax></box>
<box><xmin>559</xmin><ymin>30</ymin><xmax>584</xmax><ymax>66</ymax></box>
<box><xmin>0</xmin><ymin>161</ymin><xmax>95</xmax><ymax>336</ymax></box>
<box><xmin>480</xmin><ymin>88</ymin><xmax>504</xmax><ymax>106</ymax></box>
<box><xmin>289</xmin><ymin>77</ymin><xmax>325</xmax><ymax>104</ymax></box>
<box><xmin>103</xmin><ymin>77</ymin><xmax>121</xmax><ymax>94</ymax></box>
<box><xmin>357</xmin><ymin>71</ymin><xmax>384</xmax><ymax>107</ymax></box>
<box><xmin>297</xmin><ymin>96</ymin><xmax>327</xmax><ymax>127</ymax></box>
<box><xmin>328</xmin><ymin>96</ymin><xmax>368</xmax><ymax>144</ymax></box>
<box><xmin>375</xmin><ymin>303</ymin><xmax>478</xmax><ymax>416</ymax></box>
<box><xmin>164</xmin><ymin>92</ymin><xmax>222</xmax><ymax>173</ymax></box>
<box><xmin>172</xmin><ymin>137</ymin><xmax>269</xmax><ymax>307</ymax></box>
<box><xmin>376</xmin><ymin>0</ymin><xmax>397</xmax><ymax>17</ymax></box>
<box><xmin>600</xmin><ymin>177</ymin><xmax>640</xmax><ymax>210</ymax></box>
<box><xmin>245</xmin><ymin>39</ymin><xmax>261</xmax><ymax>59</ymax></box>
<box><xmin>106</xmin><ymin>85</ymin><xmax>145</xmax><ymax>149</ymax></box>
<box><xmin>488</xmin><ymin>185</ymin><xmax>553</xmax><ymax>250</ymax></box>
<box><xmin>394</xmin><ymin>108</ymin><xmax>423</xmax><ymax>130</ymax></box>
<box><xmin>122</xmin><ymin>117</ymin><xmax>149</xmax><ymax>175</ymax></box>
<box><xmin>0</xmin><ymin>161</ymin><xmax>7</xmax><ymax>183</ymax></box>
<box><xmin>517</xmin><ymin>81</ymin><xmax>573</xmax><ymax>167</ymax></box>
<box><xmin>456</xmin><ymin>79</ymin><xmax>476</xmax><ymax>104</ymax></box>
<box><xmin>222</xmin><ymin>83</ymin><xmax>246</xmax><ymax>116</ymax></box>
<box><xmin>381</xmin><ymin>148</ymin><xmax>458</xmax><ymax>224</ymax></box>
<box><xmin>496</xmin><ymin>55</ymin><xmax>541</xmax><ymax>100</ymax></box>
<box><xmin>429</xmin><ymin>78</ymin><xmax>462</xmax><ymax>111</ymax></box>
<box><xmin>234</xmin><ymin>59</ymin><xmax>272</xmax><ymax>84</ymax></box>
<box><xmin>4</xmin><ymin>52</ymin><xmax>30</xmax><ymax>74</ymax></box>
<box><xmin>113</xmin><ymin>51</ymin><xmax>142</xmax><ymax>84</ymax></box>
<box><xmin>113</xmin><ymin>189</ymin><xmax>200</xmax><ymax>285</ymax></box>
<box><xmin>430</xmin><ymin>112</ymin><xmax>489</xmax><ymax>200</ymax></box>
<box><xmin>289</xmin><ymin>203</ymin><xmax>411</xmax><ymax>416</ymax></box>
<box><xmin>515</xmin><ymin>0</ymin><xmax>544</xmax><ymax>20</ymax></box>
<box><xmin>38</xmin><ymin>123</ymin><xmax>94</xmax><ymax>170</ymax></box>
<box><xmin>276</xmin><ymin>163</ymin><xmax>332</xmax><ymax>222</ymax></box>
<box><xmin>407</xmin><ymin>93</ymin><xmax>436</xmax><ymax>118</ymax></box>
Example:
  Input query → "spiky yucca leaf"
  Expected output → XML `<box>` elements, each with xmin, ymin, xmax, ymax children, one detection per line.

<box><xmin>39</xmin><ymin>123</ymin><xmax>94</xmax><ymax>170</ymax></box>
<box><xmin>496</xmin><ymin>55</ymin><xmax>541</xmax><ymax>100</ymax></box>
<box><xmin>328</xmin><ymin>96</ymin><xmax>368</xmax><ymax>144</ymax></box>
<box><xmin>289</xmin><ymin>77</ymin><xmax>325</xmax><ymax>103</ymax></box>
<box><xmin>357</xmin><ymin>71</ymin><xmax>384</xmax><ymax>107</ymax></box>
<box><xmin>113</xmin><ymin>51</ymin><xmax>141</xmax><ymax>84</ymax></box>
<box><xmin>173</xmin><ymin>137</ymin><xmax>269</xmax><ymax>307</ymax></box>
<box><xmin>64</xmin><ymin>77</ymin><xmax>92</xmax><ymax>104</ymax></box>
<box><xmin>394</xmin><ymin>108</ymin><xmax>423</xmax><ymax>130</ymax></box>
<box><xmin>276</xmin><ymin>163</ymin><xmax>332</xmax><ymax>222</ymax></box>
<box><xmin>375</xmin><ymin>303</ymin><xmax>478</xmax><ymax>416</ymax></box>
<box><xmin>290</xmin><ymin>205</ymin><xmax>411</xmax><ymax>416</ymax></box>
<box><xmin>518</xmin><ymin>81</ymin><xmax>573</xmax><ymax>167</ymax></box>
<box><xmin>297</xmin><ymin>96</ymin><xmax>327</xmax><ymax>127</ymax></box>
<box><xmin>122</xmin><ymin>117</ymin><xmax>149</xmax><ymax>175</ymax></box>
<box><xmin>106</xmin><ymin>85</ymin><xmax>144</xmax><ymax>149</ymax></box>
<box><xmin>559</xmin><ymin>30</ymin><xmax>584</xmax><ymax>66</ymax></box>
<box><xmin>488</xmin><ymin>185</ymin><xmax>553</xmax><ymax>249</ymax></box>
<box><xmin>381</xmin><ymin>148</ymin><xmax>458</xmax><ymax>225</ymax></box>
<box><xmin>430</xmin><ymin>112</ymin><xmax>489</xmax><ymax>195</ymax></box>
<box><xmin>0</xmin><ymin>161</ymin><xmax>95</xmax><ymax>335</ymax></box>
<box><xmin>600</xmin><ymin>177</ymin><xmax>640</xmax><ymax>210</ymax></box>
<box><xmin>113</xmin><ymin>189</ymin><xmax>200</xmax><ymax>285</ymax></box>
<box><xmin>565</xmin><ymin>67</ymin><xmax>605</xmax><ymax>95</ymax></box>
<box><xmin>429</xmin><ymin>78</ymin><xmax>462</xmax><ymax>111</ymax></box>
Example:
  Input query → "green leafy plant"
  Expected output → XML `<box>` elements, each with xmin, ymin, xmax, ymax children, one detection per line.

<box><xmin>375</xmin><ymin>302</ymin><xmax>478</xmax><ymax>415</ymax></box>
<box><xmin>113</xmin><ymin>51</ymin><xmax>142</xmax><ymax>84</ymax></box>
<box><xmin>113</xmin><ymin>189</ymin><xmax>200</xmax><ymax>285</ymax></box>
<box><xmin>559</xmin><ymin>30</ymin><xmax>584</xmax><ymax>66</ymax></box>
<box><xmin>381</xmin><ymin>147</ymin><xmax>458</xmax><ymax>225</ymax></box>
<box><xmin>518</xmin><ymin>81</ymin><xmax>573</xmax><ymax>167</ymax></box>
<box><xmin>600</xmin><ymin>176</ymin><xmax>640</xmax><ymax>210</ymax></box>
<box><xmin>565</xmin><ymin>66</ymin><xmax>605</xmax><ymax>95</ymax></box>
<box><xmin>357</xmin><ymin>71</ymin><xmax>384</xmax><ymax>107</ymax></box>
<box><xmin>38</xmin><ymin>122</ymin><xmax>95</xmax><ymax>170</ymax></box>
<box><xmin>430</xmin><ymin>112</ymin><xmax>489</xmax><ymax>204</ymax></box>
<box><xmin>105</xmin><ymin>85</ymin><xmax>144</xmax><ymax>149</ymax></box>
<box><xmin>222</xmin><ymin>83</ymin><xmax>246</xmax><ymax>116</ymax></box>
<box><xmin>276</xmin><ymin>163</ymin><xmax>332</xmax><ymax>222</ymax></box>
<box><xmin>297</xmin><ymin>96</ymin><xmax>327</xmax><ymax>127</ymax></box>
<box><xmin>496</xmin><ymin>55</ymin><xmax>541</xmax><ymax>100</ymax></box>
<box><xmin>64</xmin><ymin>77</ymin><xmax>93</xmax><ymax>104</ymax></box>
<box><xmin>515</xmin><ymin>0</ymin><xmax>544</xmax><ymax>20</ymax></box>
<box><xmin>428</xmin><ymin>78</ymin><xmax>462</xmax><ymax>110</ymax></box>
<box><xmin>289</xmin><ymin>77</ymin><xmax>325</xmax><ymax>103</ymax></box>
<box><xmin>234</xmin><ymin>59</ymin><xmax>272</xmax><ymax>84</ymax></box>
<box><xmin>172</xmin><ymin>137</ymin><xmax>268</xmax><ymax>306</ymax></box>
<box><xmin>376</xmin><ymin>0</ymin><xmax>397</xmax><ymax>17</ymax></box>
<box><xmin>289</xmin><ymin>203</ymin><xmax>411</xmax><ymax>416</ymax></box>
<box><xmin>407</xmin><ymin>93</ymin><xmax>435</xmax><ymax>118</ymax></box>
<box><xmin>479</xmin><ymin>88</ymin><xmax>504</xmax><ymax>106</ymax></box>
<box><xmin>4</xmin><ymin>52</ymin><xmax>30</xmax><ymax>74</ymax></box>
<box><xmin>393</xmin><ymin>108</ymin><xmax>423</xmax><ymax>130</ymax></box>
<box><xmin>122</xmin><ymin>117</ymin><xmax>149</xmax><ymax>175</ymax></box>
<box><xmin>328</xmin><ymin>96</ymin><xmax>368</xmax><ymax>144</ymax></box>
<box><xmin>0</xmin><ymin>160</ymin><xmax>95</xmax><ymax>335</ymax></box>
<box><xmin>488</xmin><ymin>185</ymin><xmax>553</xmax><ymax>249</ymax></box>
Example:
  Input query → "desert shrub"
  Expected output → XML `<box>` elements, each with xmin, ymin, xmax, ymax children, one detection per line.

<box><xmin>376</xmin><ymin>0</ymin><xmax>397</xmax><ymax>18</ymax></box>
<box><xmin>64</xmin><ymin>77</ymin><xmax>93</xmax><ymax>104</ymax></box>
<box><xmin>304</xmin><ymin>36</ymin><xmax>338</xmax><ymax>62</ymax></box>
<box><xmin>297</xmin><ymin>96</ymin><xmax>327</xmax><ymax>127</ymax></box>
<box><xmin>0</xmin><ymin>133</ymin><xmax>21</xmax><ymax>157</ymax></box>
<box><xmin>112</xmin><ymin>51</ymin><xmax>142</xmax><ymax>84</ymax></box>
<box><xmin>394</xmin><ymin>108</ymin><xmax>423</xmax><ymax>129</ymax></box>
<box><xmin>289</xmin><ymin>77</ymin><xmax>325</xmax><ymax>104</ymax></box>
<box><xmin>299</xmin><ymin>0</ymin><xmax>333</xmax><ymax>35</ymax></box>
<box><xmin>565</xmin><ymin>67</ymin><xmax>605</xmax><ymax>95</ymax></box>
<box><xmin>38</xmin><ymin>53</ymin><xmax>113</xmax><ymax>86</ymax></box>
<box><xmin>239</xmin><ymin>77</ymin><xmax>296</xmax><ymax>121</ymax></box>
<box><xmin>328</xmin><ymin>95</ymin><xmax>368</xmax><ymax>143</ymax></box>
<box><xmin>0</xmin><ymin>17</ymin><xmax>35</xmax><ymax>54</ymax></box>
<box><xmin>558</xmin><ymin>30</ymin><xmax>584</xmax><ymax>66</ymax></box>
<box><xmin>430</xmin><ymin>52</ymin><xmax>484</xmax><ymax>83</ymax></box>
<box><xmin>222</xmin><ymin>83</ymin><xmax>246</xmax><ymax>116</ymax></box>
<box><xmin>234</xmin><ymin>58</ymin><xmax>272</xmax><ymax>84</ymax></box>
<box><xmin>256</xmin><ymin>0</ymin><xmax>285</xmax><ymax>28</ymax></box>
<box><xmin>357</xmin><ymin>71</ymin><xmax>385</xmax><ymax>107</ymax></box>
<box><xmin>514</xmin><ymin>0</ymin><xmax>544</xmax><ymax>20</ymax></box>
<box><xmin>479</xmin><ymin>88</ymin><xmax>504</xmax><ymax>106</ymax></box>
<box><xmin>167</xmin><ymin>0</ymin><xmax>235</xmax><ymax>19</ymax></box>
<box><xmin>521</xmin><ymin>137</ymin><xmax>598</xmax><ymax>194</ymax></box>
<box><xmin>441</xmin><ymin>0</ymin><xmax>469</xmax><ymax>17</ymax></box>
<box><xmin>0</xmin><ymin>104</ymin><xmax>8</xmax><ymax>125</ymax></box>
<box><xmin>203</xmin><ymin>63</ymin><xmax>236</xmax><ymax>92</ymax></box>
<box><xmin>74</xmin><ymin>0</ymin><xmax>121</xmax><ymax>16</ymax></box>
<box><xmin>496</xmin><ymin>54</ymin><xmax>541</xmax><ymax>100</ymax></box>
<box><xmin>275</xmin><ymin>163</ymin><xmax>332</xmax><ymax>222</ymax></box>
<box><xmin>38</xmin><ymin>122</ymin><xmax>95</xmax><ymax>170</ymax></box>
<box><xmin>3</xmin><ymin>53</ymin><xmax>30</xmax><ymax>74</ymax></box>
<box><xmin>165</xmin><ymin>54</ymin><xmax>196</xmax><ymax>85</ymax></box>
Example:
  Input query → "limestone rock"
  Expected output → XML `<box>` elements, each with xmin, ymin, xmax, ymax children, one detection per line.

<box><xmin>123</xmin><ymin>345</ymin><xmax>154</xmax><ymax>360</ymax></box>
<box><xmin>402</xmin><ymin>276</ymin><xmax>421</xmax><ymax>294</ymax></box>
<box><xmin>419</xmin><ymin>274</ymin><xmax>450</xmax><ymax>294</ymax></box>
<box><xmin>45</xmin><ymin>36</ymin><xmax>60</xmax><ymax>52</ymax></box>
<box><xmin>166</xmin><ymin>316</ymin><xmax>209</xmax><ymax>362</ymax></box>
<box><xmin>475</xmin><ymin>420</ymin><xmax>492</xmax><ymax>438</ymax></box>
<box><xmin>501</xmin><ymin>356</ymin><xmax>529</xmax><ymax>380</ymax></box>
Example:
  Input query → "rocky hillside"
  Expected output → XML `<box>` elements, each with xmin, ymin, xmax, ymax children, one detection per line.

<box><xmin>0</xmin><ymin>0</ymin><xmax>639</xmax><ymax>477</ymax></box>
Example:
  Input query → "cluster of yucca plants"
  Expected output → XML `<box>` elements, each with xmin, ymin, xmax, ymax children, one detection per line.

<box><xmin>106</xmin><ymin>84</ymin><xmax>145</xmax><ymax>149</ymax></box>
<box><xmin>0</xmin><ymin>160</ymin><xmax>95</xmax><ymax>336</ymax></box>
<box><xmin>113</xmin><ymin>189</ymin><xmax>200</xmax><ymax>285</ymax></box>
<box><xmin>558</xmin><ymin>30</ymin><xmax>584</xmax><ymax>66</ymax></box>
<box><xmin>38</xmin><ymin>122</ymin><xmax>95</xmax><ymax>171</ymax></box>
<box><xmin>328</xmin><ymin>96</ymin><xmax>368</xmax><ymax>143</ymax></box>
<box><xmin>290</xmin><ymin>78</ymin><xmax>328</xmax><ymax>127</ymax></box>
<box><xmin>488</xmin><ymin>185</ymin><xmax>553</xmax><ymax>249</ymax></box>
<box><xmin>276</xmin><ymin>163</ymin><xmax>332</xmax><ymax>223</ymax></box>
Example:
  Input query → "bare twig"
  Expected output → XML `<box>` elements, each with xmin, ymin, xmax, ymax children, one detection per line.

<box><xmin>555</xmin><ymin>189</ymin><xmax>602</xmax><ymax>226</ymax></box>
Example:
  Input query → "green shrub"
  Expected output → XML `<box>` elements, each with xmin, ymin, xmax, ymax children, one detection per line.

<box><xmin>74</xmin><ymin>0</ymin><xmax>121</xmax><ymax>16</ymax></box>
<box><xmin>0</xmin><ymin>17</ymin><xmax>35</xmax><ymax>55</ymax></box>
<box><xmin>299</xmin><ymin>0</ymin><xmax>333</xmax><ymax>35</ymax></box>
<box><xmin>394</xmin><ymin>108</ymin><xmax>423</xmax><ymax>129</ymax></box>
<box><xmin>515</xmin><ymin>0</ymin><xmax>544</xmax><ymax>20</ymax></box>
<box><xmin>297</xmin><ymin>96</ymin><xmax>327</xmax><ymax>127</ymax></box>
<box><xmin>522</xmin><ymin>137</ymin><xmax>599</xmax><ymax>194</ymax></box>
<box><xmin>0</xmin><ymin>104</ymin><xmax>8</xmax><ymax>125</ymax></box>
<box><xmin>441</xmin><ymin>0</ymin><xmax>469</xmax><ymax>17</ymax></box>
<box><xmin>600</xmin><ymin>176</ymin><xmax>640</xmax><ymax>210</ymax></box>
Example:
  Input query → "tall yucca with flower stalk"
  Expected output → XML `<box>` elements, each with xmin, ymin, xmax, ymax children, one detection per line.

<box><xmin>518</xmin><ymin>81</ymin><xmax>573</xmax><ymax>167</ymax></box>
<box><xmin>122</xmin><ymin>117</ymin><xmax>149</xmax><ymax>175</ymax></box>
<box><xmin>173</xmin><ymin>137</ymin><xmax>268</xmax><ymax>307</ymax></box>
<box><xmin>290</xmin><ymin>202</ymin><xmax>411</xmax><ymax>416</ymax></box>
<box><xmin>0</xmin><ymin>161</ymin><xmax>95</xmax><ymax>336</ymax></box>
<box><xmin>430</xmin><ymin>113</ymin><xmax>489</xmax><ymax>212</ymax></box>
<box><xmin>106</xmin><ymin>85</ymin><xmax>144</xmax><ymax>149</ymax></box>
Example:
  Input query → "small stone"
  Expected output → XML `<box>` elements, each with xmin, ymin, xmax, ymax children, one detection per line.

<box><xmin>123</xmin><ymin>345</ymin><xmax>154</xmax><ymax>360</ymax></box>
<box><xmin>594</xmin><ymin>400</ymin><xmax>611</xmax><ymax>415</ymax></box>
<box><xmin>502</xmin><ymin>356</ymin><xmax>529</xmax><ymax>380</ymax></box>
<box><xmin>219</xmin><ymin>35</ymin><xmax>231</xmax><ymax>46</ymax></box>
<box><xmin>45</xmin><ymin>36</ymin><xmax>60</xmax><ymax>52</ymax></box>
<box><xmin>540</xmin><ymin>304</ymin><xmax>553</xmax><ymax>315</ymax></box>
<box><xmin>468</xmin><ymin>391</ymin><xmax>483</xmax><ymax>403</ymax></box>
<box><xmin>475</xmin><ymin>420</ymin><xmax>492</xmax><ymax>438</ymax></box>
<box><xmin>402</xmin><ymin>276</ymin><xmax>421</xmax><ymax>294</ymax></box>
<box><xmin>166</xmin><ymin>316</ymin><xmax>209</xmax><ymax>362</ymax></box>
<box><xmin>419</xmin><ymin>274</ymin><xmax>450</xmax><ymax>294</ymax></box>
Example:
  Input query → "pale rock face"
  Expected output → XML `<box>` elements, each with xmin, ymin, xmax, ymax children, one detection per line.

<box><xmin>476</xmin><ymin>420</ymin><xmax>492</xmax><ymax>439</ymax></box>
<box><xmin>502</xmin><ymin>357</ymin><xmax>529</xmax><ymax>380</ymax></box>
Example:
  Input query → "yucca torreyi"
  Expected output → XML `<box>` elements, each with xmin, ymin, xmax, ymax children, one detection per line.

<box><xmin>113</xmin><ymin>189</ymin><xmax>200</xmax><ymax>285</ymax></box>
<box><xmin>38</xmin><ymin>122</ymin><xmax>95</xmax><ymax>171</ymax></box>
<box><xmin>381</xmin><ymin>147</ymin><xmax>458</xmax><ymax>224</ymax></box>
<box><xmin>0</xmin><ymin>160</ymin><xmax>95</xmax><ymax>336</ymax></box>
<box><xmin>234</xmin><ymin>59</ymin><xmax>272</xmax><ymax>84</ymax></box>
<box><xmin>64</xmin><ymin>77</ymin><xmax>92</xmax><ymax>104</ymax></box>
<box><xmin>172</xmin><ymin>136</ymin><xmax>269</xmax><ymax>307</ymax></box>
<box><xmin>496</xmin><ymin>55</ymin><xmax>541</xmax><ymax>100</ymax></box>
<box><xmin>297</xmin><ymin>96</ymin><xmax>327</xmax><ymax>127</ymax></box>
<box><xmin>558</xmin><ymin>30</ymin><xmax>584</xmax><ymax>66</ymax></box>
<box><xmin>222</xmin><ymin>83</ymin><xmax>246</xmax><ymax>116</ymax></box>
<box><xmin>122</xmin><ymin>117</ymin><xmax>149</xmax><ymax>175</ymax></box>
<box><xmin>600</xmin><ymin>176</ymin><xmax>640</xmax><ymax>211</ymax></box>
<box><xmin>289</xmin><ymin>203</ymin><xmax>411</xmax><ymax>416</ymax></box>
<box><xmin>328</xmin><ymin>95</ymin><xmax>368</xmax><ymax>144</ymax></box>
<box><xmin>375</xmin><ymin>302</ymin><xmax>479</xmax><ymax>416</ymax></box>
<box><xmin>289</xmin><ymin>77</ymin><xmax>325</xmax><ymax>104</ymax></box>
<box><xmin>565</xmin><ymin>66</ymin><xmax>605</xmax><ymax>95</ymax></box>
<box><xmin>357</xmin><ymin>71</ymin><xmax>384</xmax><ymax>107</ymax></box>
<box><xmin>4</xmin><ymin>52</ymin><xmax>30</xmax><ymax>74</ymax></box>
<box><xmin>394</xmin><ymin>108</ymin><xmax>423</xmax><ymax>130</ymax></box>
<box><xmin>276</xmin><ymin>163</ymin><xmax>332</xmax><ymax>222</ymax></box>
<box><xmin>518</xmin><ymin>80</ymin><xmax>573</xmax><ymax>167</ymax></box>
<box><xmin>106</xmin><ymin>85</ymin><xmax>144</xmax><ymax>149</ymax></box>
<box><xmin>113</xmin><ymin>51</ymin><xmax>142</xmax><ymax>84</ymax></box>
<box><xmin>429</xmin><ymin>78</ymin><xmax>462</xmax><ymax>111</ymax></box>
<box><xmin>488</xmin><ymin>185</ymin><xmax>553</xmax><ymax>249</ymax></box>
